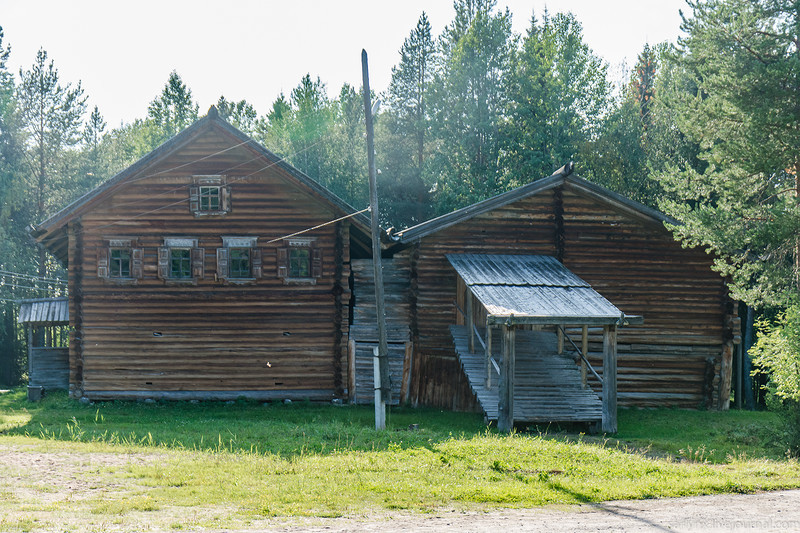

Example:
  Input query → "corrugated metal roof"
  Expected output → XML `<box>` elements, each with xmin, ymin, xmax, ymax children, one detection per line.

<box><xmin>447</xmin><ymin>254</ymin><xmax>589</xmax><ymax>287</ymax></box>
<box><xmin>17</xmin><ymin>298</ymin><xmax>69</xmax><ymax>324</ymax></box>
<box><xmin>448</xmin><ymin>254</ymin><xmax>634</xmax><ymax>325</ymax></box>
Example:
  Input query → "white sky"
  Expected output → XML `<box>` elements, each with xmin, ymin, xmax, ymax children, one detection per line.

<box><xmin>1</xmin><ymin>0</ymin><xmax>689</xmax><ymax>127</ymax></box>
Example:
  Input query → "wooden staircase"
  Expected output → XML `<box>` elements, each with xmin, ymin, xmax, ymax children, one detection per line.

<box><xmin>450</xmin><ymin>325</ymin><xmax>603</xmax><ymax>424</ymax></box>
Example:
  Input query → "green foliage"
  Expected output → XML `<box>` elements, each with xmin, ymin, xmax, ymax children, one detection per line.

<box><xmin>147</xmin><ymin>71</ymin><xmax>199</xmax><ymax>145</ymax></box>
<box><xmin>216</xmin><ymin>95</ymin><xmax>257</xmax><ymax>136</ymax></box>
<box><xmin>504</xmin><ymin>10</ymin><xmax>609</xmax><ymax>188</ymax></box>
<box><xmin>751</xmin><ymin>306</ymin><xmax>800</xmax><ymax>403</ymax></box>
<box><xmin>656</xmin><ymin>0</ymin><xmax>800</xmax><ymax>307</ymax></box>
<box><xmin>427</xmin><ymin>0</ymin><xmax>514</xmax><ymax>214</ymax></box>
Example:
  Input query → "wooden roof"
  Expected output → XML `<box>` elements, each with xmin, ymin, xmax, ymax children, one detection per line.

<box><xmin>392</xmin><ymin>163</ymin><xmax>676</xmax><ymax>244</ymax></box>
<box><xmin>32</xmin><ymin>107</ymin><xmax>371</xmax><ymax>265</ymax></box>
<box><xmin>448</xmin><ymin>254</ymin><xmax>643</xmax><ymax>326</ymax></box>
<box><xmin>17</xmin><ymin>298</ymin><xmax>69</xmax><ymax>325</ymax></box>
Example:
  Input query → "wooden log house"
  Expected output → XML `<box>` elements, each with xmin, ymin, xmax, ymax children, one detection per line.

<box><xmin>32</xmin><ymin>107</ymin><xmax>372</xmax><ymax>401</ymax></box>
<box><xmin>380</xmin><ymin>164</ymin><xmax>737</xmax><ymax>416</ymax></box>
<box><xmin>33</xmin><ymin>109</ymin><xmax>735</xmax><ymax>422</ymax></box>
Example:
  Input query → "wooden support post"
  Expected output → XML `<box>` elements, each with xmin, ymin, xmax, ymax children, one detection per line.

<box><xmin>557</xmin><ymin>325</ymin><xmax>564</xmax><ymax>354</ymax></box>
<box><xmin>601</xmin><ymin>325</ymin><xmax>617</xmax><ymax>433</ymax></box>
<box><xmin>466</xmin><ymin>288</ymin><xmax>475</xmax><ymax>353</ymax></box>
<box><xmin>498</xmin><ymin>324</ymin><xmax>516</xmax><ymax>433</ymax></box>
<box><xmin>485</xmin><ymin>325</ymin><xmax>493</xmax><ymax>389</ymax></box>
<box><xmin>400</xmin><ymin>341</ymin><xmax>413</xmax><ymax>404</ymax></box>
<box><xmin>581</xmin><ymin>325</ymin><xmax>588</xmax><ymax>389</ymax></box>
<box><xmin>373</xmin><ymin>347</ymin><xmax>386</xmax><ymax>430</ymax></box>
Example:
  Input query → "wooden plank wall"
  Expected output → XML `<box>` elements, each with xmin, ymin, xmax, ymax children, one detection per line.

<box><xmin>349</xmin><ymin>258</ymin><xmax>411</xmax><ymax>404</ymax></box>
<box><xmin>68</xmin><ymin>127</ymin><xmax>350</xmax><ymax>400</ymax></box>
<box><xmin>29</xmin><ymin>347</ymin><xmax>69</xmax><ymax>390</ymax></box>
<box><xmin>405</xmin><ymin>185</ymin><xmax>727</xmax><ymax>409</ymax></box>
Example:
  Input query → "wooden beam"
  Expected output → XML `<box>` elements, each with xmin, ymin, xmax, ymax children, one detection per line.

<box><xmin>581</xmin><ymin>325</ymin><xmax>588</xmax><ymax>390</ymax></box>
<box><xmin>602</xmin><ymin>325</ymin><xmax>617</xmax><ymax>433</ymax></box>
<box><xmin>557</xmin><ymin>326</ymin><xmax>564</xmax><ymax>354</ymax></box>
<box><xmin>498</xmin><ymin>324</ymin><xmax>516</xmax><ymax>432</ymax></box>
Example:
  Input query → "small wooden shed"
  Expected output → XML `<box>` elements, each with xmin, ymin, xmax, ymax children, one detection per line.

<box><xmin>17</xmin><ymin>298</ymin><xmax>70</xmax><ymax>400</ymax></box>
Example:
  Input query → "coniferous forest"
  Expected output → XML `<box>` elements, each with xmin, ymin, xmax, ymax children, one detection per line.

<box><xmin>1</xmin><ymin>0</ymin><xmax>799</xmax><ymax>395</ymax></box>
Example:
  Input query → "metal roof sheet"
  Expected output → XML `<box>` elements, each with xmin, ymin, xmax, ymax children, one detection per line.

<box><xmin>17</xmin><ymin>298</ymin><xmax>69</xmax><ymax>324</ymax></box>
<box><xmin>447</xmin><ymin>254</ymin><xmax>589</xmax><ymax>287</ymax></box>
<box><xmin>448</xmin><ymin>254</ymin><xmax>634</xmax><ymax>325</ymax></box>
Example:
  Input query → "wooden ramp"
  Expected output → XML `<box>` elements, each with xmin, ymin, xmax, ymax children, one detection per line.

<box><xmin>450</xmin><ymin>325</ymin><xmax>603</xmax><ymax>423</ymax></box>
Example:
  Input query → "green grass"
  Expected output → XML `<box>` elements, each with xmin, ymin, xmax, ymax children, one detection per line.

<box><xmin>1</xmin><ymin>387</ymin><xmax>799</xmax><ymax>529</ymax></box>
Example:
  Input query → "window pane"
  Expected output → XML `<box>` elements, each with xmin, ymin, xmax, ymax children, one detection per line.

<box><xmin>110</xmin><ymin>248</ymin><xmax>131</xmax><ymax>278</ymax></box>
<box><xmin>289</xmin><ymin>248</ymin><xmax>311</xmax><ymax>278</ymax></box>
<box><xmin>229</xmin><ymin>248</ymin><xmax>250</xmax><ymax>278</ymax></box>
<box><xmin>199</xmin><ymin>186</ymin><xmax>220</xmax><ymax>211</ymax></box>
<box><xmin>170</xmin><ymin>248</ymin><xmax>192</xmax><ymax>278</ymax></box>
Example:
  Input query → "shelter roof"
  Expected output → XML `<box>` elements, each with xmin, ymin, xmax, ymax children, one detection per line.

<box><xmin>17</xmin><ymin>298</ymin><xmax>69</xmax><ymax>325</ymax></box>
<box><xmin>447</xmin><ymin>254</ymin><xmax>642</xmax><ymax>326</ymax></box>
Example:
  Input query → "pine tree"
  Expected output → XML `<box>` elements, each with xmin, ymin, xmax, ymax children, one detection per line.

<box><xmin>18</xmin><ymin>48</ymin><xmax>86</xmax><ymax>277</ymax></box>
<box><xmin>147</xmin><ymin>71</ymin><xmax>198</xmax><ymax>144</ymax></box>
<box><xmin>658</xmin><ymin>0</ymin><xmax>800</xmax><ymax>307</ymax></box>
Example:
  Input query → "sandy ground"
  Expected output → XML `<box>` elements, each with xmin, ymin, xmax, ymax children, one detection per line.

<box><xmin>2</xmin><ymin>444</ymin><xmax>799</xmax><ymax>532</ymax></box>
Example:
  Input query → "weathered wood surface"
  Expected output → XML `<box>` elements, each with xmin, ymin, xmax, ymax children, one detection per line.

<box><xmin>349</xmin><ymin>258</ymin><xmax>411</xmax><ymax>404</ymax></box>
<box><xmin>28</xmin><ymin>347</ymin><xmax>69</xmax><ymax>390</ymax></box>
<box><xmin>405</xmin><ymin>184</ymin><xmax>727</xmax><ymax>409</ymax></box>
<box><xmin>451</xmin><ymin>326</ymin><xmax>603</xmax><ymax>423</ymax></box>
<box><xmin>64</xmin><ymin>125</ymin><xmax>352</xmax><ymax>399</ymax></box>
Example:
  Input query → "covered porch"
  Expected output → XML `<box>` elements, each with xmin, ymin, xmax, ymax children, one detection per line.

<box><xmin>447</xmin><ymin>254</ymin><xmax>642</xmax><ymax>433</ymax></box>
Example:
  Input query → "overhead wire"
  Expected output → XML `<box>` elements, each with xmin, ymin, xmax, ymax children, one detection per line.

<box><xmin>0</xmin><ymin>269</ymin><xmax>68</xmax><ymax>286</ymax></box>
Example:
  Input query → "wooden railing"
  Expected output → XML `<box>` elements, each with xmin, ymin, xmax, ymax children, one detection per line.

<box><xmin>557</xmin><ymin>325</ymin><xmax>603</xmax><ymax>386</ymax></box>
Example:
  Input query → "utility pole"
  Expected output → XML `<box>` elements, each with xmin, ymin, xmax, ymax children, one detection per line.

<box><xmin>362</xmin><ymin>49</ymin><xmax>391</xmax><ymax>429</ymax></box>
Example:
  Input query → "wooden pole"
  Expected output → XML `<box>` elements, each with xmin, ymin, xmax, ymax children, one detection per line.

<box><xmin>581</xmin><ymin>325</ymin><xmax>588</xmax><ymax>389</ymax></box>
<box><xmin>498</xmin><ymin>324</ymin><xmax>516</xmax><ymax>432</ymax></box>
<box><xmin>557</xmin><ymin>325</ymin><xmax>564</xmax><ymax>354</ymax></box>
<box><xmin>362</xmin><ymin>50</ymin><xmax>391</xmax><ymax>423</ymax></box>
<box><xmin>601</xmin><ymin>325</ymin><xmax>617</xmax><ymax>433</ymax></box>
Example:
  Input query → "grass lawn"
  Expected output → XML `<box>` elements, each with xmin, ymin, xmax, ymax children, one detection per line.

<box><xmin>1</xmin><ymin>388</ymin><xmax>798</xmax><ymax>530</ymax></box>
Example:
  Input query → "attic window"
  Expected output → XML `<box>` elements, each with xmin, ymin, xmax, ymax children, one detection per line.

<box><xmin>158</xmin><ymin>238</ymin><xmax>204</xmax><ymax>285</ymax></box>
<box><xmin>277</xmin><ymin>238</ymin><xmax>321</xmax><ymax>285</ymax></box>
<box><xmin>190</xmin><ymin>175</ymin><xmax>231</xmax><ymax>216</ymax></box>
<box><xmin>98</xmin><ymin>238</ymin><xmax>143</xmax><ymax>284</ymax></box>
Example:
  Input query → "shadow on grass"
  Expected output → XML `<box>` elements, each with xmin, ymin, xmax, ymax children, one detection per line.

<box><xmin>0</xmin><ymin>387</ymin><xmax>487</xmax><ymax>457</ymax></box>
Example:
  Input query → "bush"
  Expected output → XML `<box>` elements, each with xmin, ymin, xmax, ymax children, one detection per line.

<box><xmin>751</xmin><ymin>305</ymin><xmax>800</xmax><ymax>455</ymax></box>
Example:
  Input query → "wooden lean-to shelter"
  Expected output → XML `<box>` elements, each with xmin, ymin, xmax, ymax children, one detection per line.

<box><xmin>358</xmin><ymin>163</ymin><xmax>736</xmax><ymax>425</ymax></box>
<box><xmin>31</xmin><ymin>107</ymin><xmax>371</xmax><ymax>401</ymax></box>
<box><xmin>17</xmin><ymin>298</ymin><xmax>70</xmax><ymax>400</ymax></box>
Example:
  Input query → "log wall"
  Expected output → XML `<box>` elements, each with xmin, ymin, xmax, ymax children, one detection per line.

<box><xmin>404</xmin><ymin>185</ymin><xmax>727</xmax><ymax>409</ymax></box>
<box><xmin>67</xmin><ymin>127</ymin><xmax>350</xmax><ymax>400</ymax></box>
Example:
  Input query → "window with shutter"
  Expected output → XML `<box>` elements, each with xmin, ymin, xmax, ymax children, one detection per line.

<box><xmin>99</xmin><ymin>238</ymin><xmax>139</xmax><ymax>284</ymax></box>
<box><xmin>278</xmin><ymin>237</ymin><xmax>319</xmax><ymax>284</ymax></box>
<box><xmin>190</xmin><ymin>175</ymin><xmax>231</xmax><ymax>216</ymax></box>
<box><xmin>160</xmin><ymin>238</ymin><xmax>201</xmax><ymax>284</ymax></box>
<box><xmin>218</xmin><ymin>236</ymin><xmax>258</xmax><ymax>284</ymax></box>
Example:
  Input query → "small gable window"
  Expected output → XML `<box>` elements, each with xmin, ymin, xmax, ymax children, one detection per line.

<box><xmin>277</xmin><ymin>238</ymin><xmax>321</xmax><ymax>285</ymax></box>
<box><xmin>98</xmin><ymin>239</ymin><xmax>143</xmax><ymax>284</ymax></box>
<box><xmin>190</xmin><ymin>175</ymin><xmax>231</xmax><ymax>216</ymax></box>
<box><xmin>217</xmin><ymin>236</ymin><xmax>261</xmax><ymax>284</ymax></box>
<box><xmin>158</xmin><ymin>238</ymin><xmax>204</xmax><ymax>284</ymax></box>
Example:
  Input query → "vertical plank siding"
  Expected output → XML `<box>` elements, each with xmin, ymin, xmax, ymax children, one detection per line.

<box><xmin>405</xmin><ymin>186</ymin><xmax>727</xmax><ymax>409</ymax></box>
<box><xmin>68</xmin><ymin>128</ymin><xmax>351</xmax><ymax>400</ymax></box>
